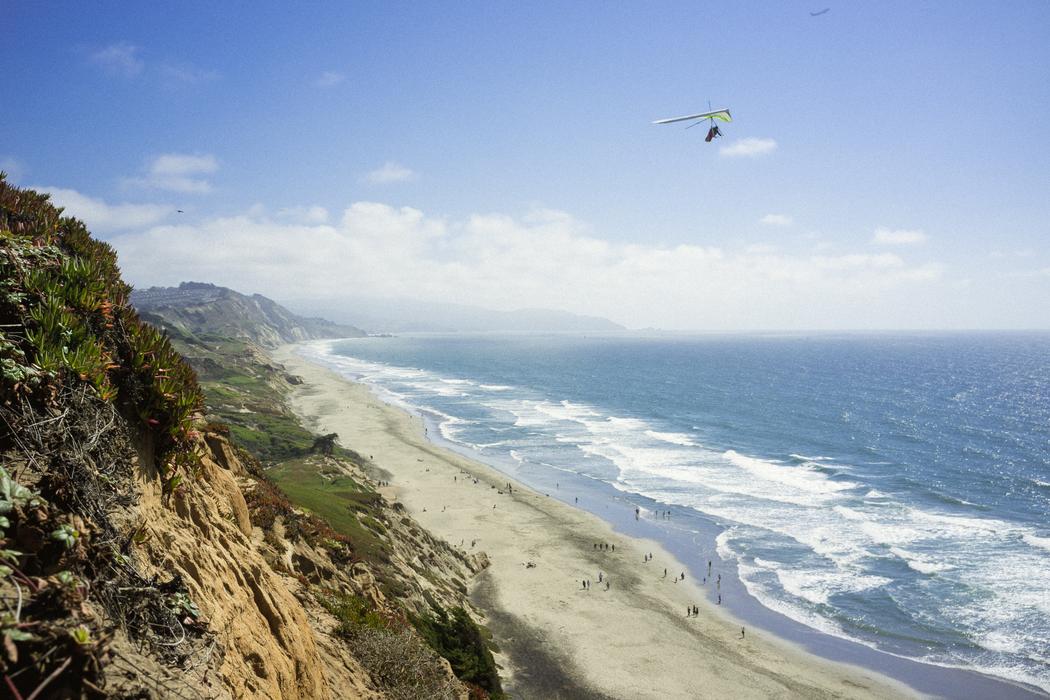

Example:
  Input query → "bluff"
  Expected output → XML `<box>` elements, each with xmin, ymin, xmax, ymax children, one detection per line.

<box><xmin>0</xmin><ymin>177</ymin><xmax>502</xmax><ymax>699</ymax></box>
<box><xmin>132</xmin><ymin>282</ymin><xmax>366</xmax><ymax>348</ymax></box>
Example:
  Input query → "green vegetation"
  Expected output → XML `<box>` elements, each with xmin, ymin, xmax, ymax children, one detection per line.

<box><xmin>267</xmin><ymin>457</ymin><xmax>389</xmax><ymax>562</ymax></box>
<box><xmin>0</xmin><ymin>174</ymin><xmax>203</xmax><ymax>477</ymax></box>
<box><xmin>322</xmin><ymin>591</ymin><xmax>501</xmax><ymax>700</ymax></box>
<box><xmin>411</xmin><ymin>605</ymin><xmax>504</xmax><ymax>698</ymax></box>
<box><xmin>319</xmin><ymin>591</ymin><xmax>389</xmax><ymax>635</ymax></box>
<box><xmin>0</xmin><ymin>176</ymin><xmax>213</xmax><ymax>697</ymax></box>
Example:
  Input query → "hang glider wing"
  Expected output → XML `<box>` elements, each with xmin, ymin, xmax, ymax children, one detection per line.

<box><xmin>653</xmin><ymin>109</ymin><xmax>732</xmax><ymax>125</ymax></box>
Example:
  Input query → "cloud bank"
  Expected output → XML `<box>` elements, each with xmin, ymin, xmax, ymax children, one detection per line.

<box><xmin>104</xmin><ymin>199</ymin><xmax>948</xmax><ymax>330</ymax></box>
<box><xmin>34</xmin><ymin>187</ymin><xmax>173</xmax><ymax>232</ymax></box>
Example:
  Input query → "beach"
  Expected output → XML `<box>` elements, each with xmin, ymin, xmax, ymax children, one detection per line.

<box><xmin>275</xmin><ymin>344</ymin><xmax>913</xmax><ymax>699</ymax></box>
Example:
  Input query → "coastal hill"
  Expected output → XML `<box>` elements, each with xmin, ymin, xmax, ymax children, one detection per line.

<box><xmin>0</xmin><ymin>178</ymin><xmax>502</xmax><ymax>698</ymax></box>
<box><xmin>132</xmin><ymin>281</ymin><xmax>366</xmax><ymax>347</ymax></box>
<box><xmin>292</xmin><ymin>297</ymin><xmax>626</xmax><ymax>333</ymax></box>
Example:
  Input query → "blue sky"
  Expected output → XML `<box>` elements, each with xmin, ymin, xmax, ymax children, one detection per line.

<box><xmin>3</xmin><ymin>1</ymin><xmax>1049</xmax><ymax>329</ymax></box>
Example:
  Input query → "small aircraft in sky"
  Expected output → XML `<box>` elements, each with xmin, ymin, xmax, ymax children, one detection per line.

<box><xmin>810</xmin><ymin>8</ymin><xmax>830</xmax><ymax>16</ymax></box>
<box><xmin>653</xmin><ymin>107</ymin><xmax>732</xmax><ymax>142</ymax></box>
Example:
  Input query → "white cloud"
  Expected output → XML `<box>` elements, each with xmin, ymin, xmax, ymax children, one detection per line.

<box><xmin>745</xmin><ymin>243</ymin><xmax>778</xmax><ymax>254</ymax></box>
<box><xmin>108</xmin><ymin>200</ymin><xmax>949</xmax><ymax>330</ymax></box>
<box><xmin>277</xmin><ymin>205</ymin><xmax>329</xmax><ymax>224</ymax></box>
<box><xmin>365</xmin><ymin>162</ymin><xmax>417</xmax><ymax>184</ymax></box>
<box><xmin>90</xmin><ymin>42</ymin><xmax>144</xmax><ymax>77</ymax></box>
<box><xmin>872</xmin><ymin>227</ymin><xmax>927</xmax><ymax>245</ymax></box>
<box><xmin>124</xmin><ymin>153</ymin><xmax>219</xmax><ymax>194</ymax></box>
<box><xmin>760</xmin><ymin>214</ymin><xmax>793</xmax><ymax>226</ymax></box>
<box><xmin>315</xmin><ymin>71</ymin><xmax>345</xmax><ymax>88</ymax></box>
<box><xmin>34</xmin><ymin>187</ymin><xmax>173</xmax><ymax>232</ymax></box>
<box><xmin>160</xmin><ymin>62</ymin><xmax>220</xmax><ymax>86</ymax></box>
<box><xmin>720</xmin><ymin>138</ymin><xmax>777</xmax><ymax>158</ymax></box>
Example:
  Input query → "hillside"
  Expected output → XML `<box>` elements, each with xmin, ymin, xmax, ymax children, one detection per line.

<box><xmin>132</xmin><ymin>282</ymin><xmax>366</xmax><ymax>348</ymax></box>
<box><xmin>0</xmin><ymin>177</ymin><xmax>502</xmax><ymax>698</ymax></box>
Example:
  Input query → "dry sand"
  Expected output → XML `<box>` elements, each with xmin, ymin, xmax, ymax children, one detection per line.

<box><xmin>275</xmin><ymin>344</ymin><xmax>915</xmax><ymax>699</ymax></box>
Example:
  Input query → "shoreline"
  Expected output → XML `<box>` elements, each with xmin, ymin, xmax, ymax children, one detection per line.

<box><xmin>275</xmin><ymin>343</ymin><xmax>919</xmax><ymax>699</ymax></box>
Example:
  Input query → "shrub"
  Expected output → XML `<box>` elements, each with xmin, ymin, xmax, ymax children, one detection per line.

<box><xmin>410</xmin><ymin>605</ymin><xmax>503</xmax><ymax>697</ymax></box>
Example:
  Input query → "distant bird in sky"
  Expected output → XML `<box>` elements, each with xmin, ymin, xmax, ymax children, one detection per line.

<box><xmin>810</xmin><ymin>8</ymin><xmax>830</xmax><ymax>16</ymax></box>
<box><xmin>176</xmin><ymin>209</ymin><xmax>184</xmax><ymax>213</ymax></box>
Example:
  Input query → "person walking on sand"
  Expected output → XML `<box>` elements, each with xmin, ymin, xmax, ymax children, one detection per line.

<box><xmin>741</xmin><ymin>627</ymin><xmax>745</xmax><ymax>639</ymax></box>
<box><xmin>693</xmin><ymin>605</ymin><xmax>698</xmax><ymax>616</ymax></box>
<box><xmin>663</xmin><ymin>568</ymin><xmax>667</xmax><ymax>578</ymax></box>
<box><xmin>718</xmin><ymin>594</ymin><xmax>722</xmax><ymax>605</ymax></box>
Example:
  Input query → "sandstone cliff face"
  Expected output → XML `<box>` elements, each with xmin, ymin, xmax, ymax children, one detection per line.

<box><xmin>133</xmin><ymin>436</ymin><xmax>329</xmax><ymax>699</ymax></box>
<box><xmin>128</xmin><ymin>432</ymin><xmax>475</xmax><ymax>699</ymax></box>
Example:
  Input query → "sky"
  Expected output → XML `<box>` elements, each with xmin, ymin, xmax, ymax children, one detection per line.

<box><xmin>3</xmin><ymin>1</ymin><xmax>1049</xmax><ymax>330</ymax></box>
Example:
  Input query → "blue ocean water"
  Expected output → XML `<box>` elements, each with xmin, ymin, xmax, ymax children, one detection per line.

<box><xmin>302</xmin><ymin>332</ymin><xmax>1050</xmax><ymax>693</ymax></box>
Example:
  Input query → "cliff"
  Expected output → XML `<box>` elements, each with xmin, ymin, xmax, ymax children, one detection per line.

<box><xmin>0</xmin><ymin>177</ymin><xmax>501</xmax><ymax>698</ymax></box>
<box><xmin>131</xmin><ymin>282</ymin><xmax>366</xmax><ymax>348</ymax></box>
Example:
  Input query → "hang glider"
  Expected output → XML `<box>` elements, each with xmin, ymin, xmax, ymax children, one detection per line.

<box><xmin>652</xmin><ymin>109</ymin><xmax>732</xmax><ymax>126</ymax></box>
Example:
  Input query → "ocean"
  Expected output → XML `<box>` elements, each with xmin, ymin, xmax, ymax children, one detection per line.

<box><xmin>299</xmin><ymin>332</ymin><xmax>1050</xmax><ymax>695</ymax></box>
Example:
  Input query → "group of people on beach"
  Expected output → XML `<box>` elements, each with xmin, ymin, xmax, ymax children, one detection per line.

<box><xmin>580</xmin><ymin>573</ymin><xmax>611</xmax><ymax>591</ymax></box>
<box><xmin>411</xmin><ymin>450</ymin><xmax>747</xmax><ymax>644</ymax></box>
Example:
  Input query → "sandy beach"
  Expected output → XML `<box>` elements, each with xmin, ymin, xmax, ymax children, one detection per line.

<box><xmin>275</xmin><ymin>344</ymin><xmax>914</xmax><ymax>699</ymax></box>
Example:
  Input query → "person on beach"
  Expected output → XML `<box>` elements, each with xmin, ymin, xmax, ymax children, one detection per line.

<box><xmin>663</xmin><ymin>568</ymin><xmax>667</xmax><ymax>578</ymax></box>
<box><xmin>693</xmin><ymin>605</ymin><xmax>698</xmax><ymax>616</ymax></box>
<box><xmin>635</xmin><ymin>507</ymin><xmax>640</xmax><ymax>519</ymax></box>
<box><xmin>718</xmin><ymin>594</ymin><xmax>721</xmax><ymax>605</ymax></box>
<box><xmin>741</xmin><ymin>627</ymin><xmax>745</xmax><ymax>639</ymax></box>
<box><xmin>605</xmin><ymin>581</ymin><xmax>610</xmax><ymax>591</ymax></box>
<box><xmin>681</xmin><ymin>571</ymin><xmax>685</xmax><ymax>580</ymax></box>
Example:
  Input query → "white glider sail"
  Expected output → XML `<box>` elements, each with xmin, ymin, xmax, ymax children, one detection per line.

<box><xmin>652</xmin><ymin>109</ymin><xmax>732</xmax><ymax>125</ymax></box>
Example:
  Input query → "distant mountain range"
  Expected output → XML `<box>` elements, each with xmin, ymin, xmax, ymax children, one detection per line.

<box><xmin>287</xmin><ymin>297</ymin><xmax>626</xmax><ymax>333</ymax></box>
<box><xmin>131</xmin><ymin>282</ymin><xmax>366</xmax><ymax>347</ymax></box>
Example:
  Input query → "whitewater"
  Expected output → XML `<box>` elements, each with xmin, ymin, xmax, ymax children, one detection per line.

<box><xmin>300</xmin><ymin>332</ymin><xmax>1050</xmax><ymax>694</ymax></box>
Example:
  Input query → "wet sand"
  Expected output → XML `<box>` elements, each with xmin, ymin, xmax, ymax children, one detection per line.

<box><xmin>276</xmin><ymin>344</ymin><xmax>914</xmax><ymax>699</ymax></box>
